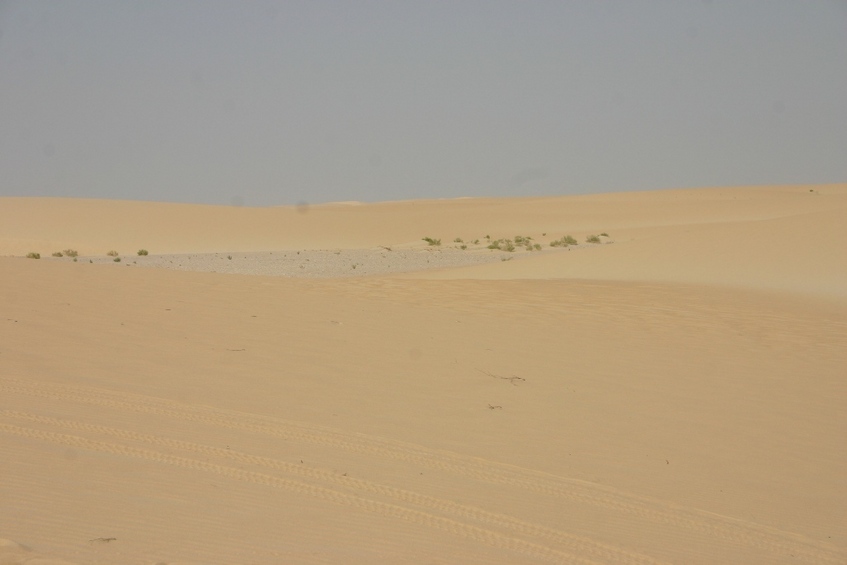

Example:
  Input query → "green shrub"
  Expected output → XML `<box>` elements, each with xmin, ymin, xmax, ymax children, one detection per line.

<box><xmin>600</xmin><ymin>232</ymin><xmax>609</xmax><ymax>238</ymax></box>
<box><xmin>586</xmin><ymin>234</ymin><xmax>601</xmax><ymax>244</ymax></box>
<box><xmin>487</xmin><ymin>238</ymin><xmax>516</xmax><ymax>252</ymax></box>
<box><xmin>52</xmin><ymin>251</ymin><xmax>63</xmax><ymax>257</ymax></box>
<box><xmin>422</xmin><ymin>237</ymin><xmax>441</xmax><ymax>246</ymax></box>
<box><xmin>113</xmin><ymin>257</ymin><xmax>121</xmax><ymax>262</ymax></box>
<box><xmin>137</xmin><ymin>249</ymin><xmax>149</xmax><ymax>256</ymax></box>
<box><xmin>106</xmin><ymin>250</ymin><xmax>119</xmax><ymax>257</ymax></box>
<box><xmin>550</xmin><ymin>235</ymin><xmax>578</xmax><ymax>247</ymax></box>
<box><xmin>63</xmin><ymin>249</ymin><xmax>78</xmax><ymax>257</ymax></box>
<box><xmin>26</xmin><ymin>252</ymin><xmax>41</xmax><ymax>259</ymax></box>
<box><xmin>453</xmin><ymin>237</ymin><xmax>463</xmax><ymax>243</ymax></box>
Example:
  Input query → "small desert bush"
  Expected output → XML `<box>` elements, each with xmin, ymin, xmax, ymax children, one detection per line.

<box><xmin>422</xmin><ymin>237</ymin><xmax>441</xmax><ymax>246</ymax></box>
<box><xmin>106</xmin><ymin>250</ymin><xmax>119</xmax><ymax>257</ymax></box>
<box><xmin>550</xmin><ymin>235</ymin><xmax>578</xmax><ymax>247</ymax></box>
<box><xmin>600</xmin><ymin>232</ymin><xmax>609</xmax><ymax>238</ymax></box>
<box><xmin>453</xmin><ymin>237</ymin><xmax>463</xmax><ymax>243</ymax></box>
<box><xmin>586</xmin><ymin>234</ymin><xmax>601</xmax><ymax>244</ymax></box>
<box><xmin>113</xmin><ymin>257</ymin><xmax>121</xmax><ymax>262</ymax></box>
<box><xmin>488</xmin><ymin>238</ymin><xmax>516</xmax><ymax>252</ymax></box>
<box><xmin>459</xmin><ymin>244</ymin><xmax>467</xmax><ymax>250</ymax></box>
<box><xmin>26</xmin><ymin>252</ymin><xmax>41</xmax><ymax>259</ymax></box>
<box><xmin>52</xmin><ymin>251</ymin><xmax>63</xmax><ymax>257</ymax></box>
<box><xmin>63</xmin><ymin>249</ymin><xmax>78</xmax><ymax>257</ymax></box>
<box><xmin>137</xmin><ymin>249</ymin><xmax>149</xmax><ymax>256</ymax></box>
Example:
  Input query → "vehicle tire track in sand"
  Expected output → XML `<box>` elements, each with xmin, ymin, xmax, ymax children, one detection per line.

<box><xmin>1</xmin><ymin>377</ymin><xmax>841</xmax><ymax>565</ymax></box>
<box><xmin>0</xmin><ymin>420</ymin><xmax>609</xmax><ymax>565</ymax></box>
<box><xmin>0</xmin><ymin>410</ymin><xmax>666</xmax><ymax>565</ymax></box>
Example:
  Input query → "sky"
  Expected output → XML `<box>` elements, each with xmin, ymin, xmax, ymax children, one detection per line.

<box><xmin>1</xmin><ymin>1</ymin><xmax>845</xmax><ymax>207</ymax></box>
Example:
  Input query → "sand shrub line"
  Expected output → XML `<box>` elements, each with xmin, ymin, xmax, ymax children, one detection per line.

<box><xmin>413</xmin><ymin>232</ymin><xmax>611</xmax><ymax>251</ymax></box>
<box><xmin>0</xmin><ymin>377</ymin><xmax>838</xmax><ymax>564</ymax></box>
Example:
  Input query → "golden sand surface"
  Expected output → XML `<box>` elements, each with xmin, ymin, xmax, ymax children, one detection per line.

<box><xmin>1</xmin><ymin>184</ymin><xmax>845</xmax><ymax>564</ymax></box>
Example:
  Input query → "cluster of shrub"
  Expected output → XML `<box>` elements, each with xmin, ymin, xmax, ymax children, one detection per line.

<box><xmin>421</xmin><ymin>232</ymin><xmax>610</xmax><ymax>252</ymax></box>
<box><xmin>26</xmin><ymin>249</ymin><xmax>150</xmax><ymax>262</ymax></box>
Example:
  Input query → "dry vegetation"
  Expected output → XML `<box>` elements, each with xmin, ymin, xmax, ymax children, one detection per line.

<box><xmin>424</xmin><ymin>232</ymin><xmax>609</xmax><ymax>252</ymax></box>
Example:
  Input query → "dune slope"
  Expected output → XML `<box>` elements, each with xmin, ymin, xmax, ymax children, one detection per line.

<box><xmin>1</xmin><ymin>185</ymin><xmax>845</xmax><ymax>564</ymax></box>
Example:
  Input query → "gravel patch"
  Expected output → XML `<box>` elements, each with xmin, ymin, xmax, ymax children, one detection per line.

<box><xmin>76</xmin><ymin>247</ymin><xmax>543</xmax><ymax>278</ymax></box>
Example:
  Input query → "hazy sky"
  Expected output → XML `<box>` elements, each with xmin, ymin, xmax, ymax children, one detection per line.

<box><xmin>1</xmin><ymin>1</ymin><xmax>845</xmax><ymax>206</ymax></box>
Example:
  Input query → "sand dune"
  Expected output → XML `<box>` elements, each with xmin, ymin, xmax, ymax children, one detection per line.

<box><xmin>1</xmin><ymin>183</ymin><xmax>842</xmax><ymax>252</ymax></box>
<box><xmin>411</xmin><ymin>205</ymin><xmax>847</xmax><ymax>298</ymax></box>
<box><xmin>1</xmin><ymin>185</ymin><xmax>845</xmax><ymax>564</ymax></box>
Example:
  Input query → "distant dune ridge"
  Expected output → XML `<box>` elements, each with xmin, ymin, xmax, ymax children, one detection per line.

<box><xmin>1</xmin><ymin>184</ymin><xmax>845</xmax><ymax>564</ymax></box>
<box><xmin>1</xmin><ymin>184</ymin><xmax>845</xmax><ymax>296</ymax></box>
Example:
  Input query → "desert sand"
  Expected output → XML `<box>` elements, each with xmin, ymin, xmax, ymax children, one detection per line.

<box><xmin>1</xmin><ymin>184</ymin><xmax>845</xmax><ymax>564</ymax></box>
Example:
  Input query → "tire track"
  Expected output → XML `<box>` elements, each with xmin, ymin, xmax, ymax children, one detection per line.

<box><xmin>0</xmin><ymin>420</ymin><xmax>601</xmax><ymax>565</ymax></box>
<box><xmin>0</xmin><ymin>410</ymin><xmax>666</xmax><ymax>565</ymax></box>
<box><xmin>1</xmin><ymin>377</ymin><xmax>841</xmax><ymax>564</ymax></box>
